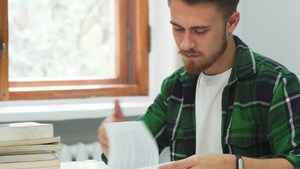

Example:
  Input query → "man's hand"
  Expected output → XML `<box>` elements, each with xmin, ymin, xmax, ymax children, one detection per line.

<box><xmin>158</xmin><ymin>153</ymin><xmax>294</xmax><ymax>169</ymax></box>
<box><xmin>158</xmin><ymin>153</ymin><xmax>235</xmax><ymax>169</ymax></box>
<box><xmin>98</xmin><ymin>99</ymin><xmax>125</xmax><ymax>158</ymax></box>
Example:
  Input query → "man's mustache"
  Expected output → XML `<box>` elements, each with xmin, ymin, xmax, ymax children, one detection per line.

<box><xmin>178</xmin><ymin>49</ymin><xmax>203</xmax><ymax>56</ymax></box>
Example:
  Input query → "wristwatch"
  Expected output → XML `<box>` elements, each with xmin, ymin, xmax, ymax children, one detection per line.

<box><xmin>235</xmin><ymin>155</ymin><xmax>244</xmax><ymax>169</ymax></box>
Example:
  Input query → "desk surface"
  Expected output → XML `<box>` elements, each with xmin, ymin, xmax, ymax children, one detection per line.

<box><xmin>61</xmin><ymin>161</ymin><xmax>170</xmax><ymax>169</ymax></box>
<box><xmin>61</xmin><ymin>161</ymin><xmax>108</xmax><ymax>169</ymax></box>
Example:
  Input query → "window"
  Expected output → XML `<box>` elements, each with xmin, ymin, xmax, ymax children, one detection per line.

<box><xmin>0</xmin><ymin>0</ymin><xmax>149</xmax><ymax>100</ymax></box>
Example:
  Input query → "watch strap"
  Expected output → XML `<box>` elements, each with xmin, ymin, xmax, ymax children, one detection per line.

<box><xmin>235</xmin><ymin>155</ymin><xmax>244</xmax><ymax>169</ymax></box>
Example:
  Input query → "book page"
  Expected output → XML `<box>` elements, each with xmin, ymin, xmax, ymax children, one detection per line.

<box><xmin>0</xmin><ymin>122</ymin><xmax>53</xmax><ymax>141</ymax></box>
<box><xmin>0</xmin><ymin>143</ymin><xmax>61</xmax><ymax>154</ymax></box>
<box><xmin>0</xmin><ymin>136</ymin><xmax>60</xmax><ymax>147</ymax></box>
<box><xmin>104</xmin><ymin>121</ymin><xmax>159</xmax><ymax>169</ymax></box>
<box><xmin>0</xmin><ymin>152</ymin><xmax>55</xmax><ymax>163</ymax></box>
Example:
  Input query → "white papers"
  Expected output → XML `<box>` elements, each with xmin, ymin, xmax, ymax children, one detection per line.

<box><xmin>104</xmin><ymin>121</ymin><xmax>159</xmax><ymax>169</ymax></box>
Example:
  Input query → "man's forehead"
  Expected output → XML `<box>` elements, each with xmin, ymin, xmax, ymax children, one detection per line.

<box><xmin>169</xmin><ymin>0</ymin><xmax>219</xmax><ymax>13</ymax></box>
<box><xmin>170</xmin><ymin>1</ymin><xmax>222</xmax><ymax>25</ymax></box>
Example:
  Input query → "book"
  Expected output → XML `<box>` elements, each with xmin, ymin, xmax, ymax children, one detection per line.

<box><xmin>104</xmin><ymin>121</ymin><xmax>171</xmax><ymax>169</ymax></box>
<box><xmin>0</xmin><ymin>122</ymin><xmax>54</xmax><ymax>141</ymax></box>
<box><xmin>0</xmin><ymin>152</ymin><xmax>55</xmax><ymax>163</ymax></box>
<box><xmin>0</xmin><ymin>159</ymin><xmax>60</xmax><ymax>169</ymax></box>
<box><xmin>0</xmin><ymin>143</ymin><xmax>61</xmax><ymax>154</ymax></box>
<box><xmin>0</xmin><ymin>122</ymin><xmax>60</xmax><ymax>168</ymax></box>
<box><xmin>0</xmin><ymin>136</ymin><xmax>60</xmax><ymax>147</ymax></box>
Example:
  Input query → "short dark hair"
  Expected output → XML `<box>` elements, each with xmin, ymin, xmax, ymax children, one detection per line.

<box><xmin>167</xmin><ymin>0</ymin><xmax>239</xmax><ymax>20</ymax></box>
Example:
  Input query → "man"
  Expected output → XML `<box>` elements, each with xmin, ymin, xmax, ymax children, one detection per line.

<box><xmin>98</xmin><ymin>0</ymin><xmax>300</xmax><ymax>168</ymax></box>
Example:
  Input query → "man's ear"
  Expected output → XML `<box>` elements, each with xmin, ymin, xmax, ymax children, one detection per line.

<box><xmin>227</xmin><ymin>12</ymin><xmax>240</xmax><ymax>34</ymax></box>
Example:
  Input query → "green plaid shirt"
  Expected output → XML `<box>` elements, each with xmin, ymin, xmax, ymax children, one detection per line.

<box><xmin>138</xmin><ymin>36</ymin><xmax>300</xmax><ymax>168</ymax></box>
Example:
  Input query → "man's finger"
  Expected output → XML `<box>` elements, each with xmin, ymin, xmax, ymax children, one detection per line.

<box><xmin>159</xmin><ymin>158</ymin><xmax>192</xmax><ymax>169</ymax></box>
<box><xmin>114</xmin><ymin>99</ymin><xmax>121</xmax><ymax>115</ymax></box>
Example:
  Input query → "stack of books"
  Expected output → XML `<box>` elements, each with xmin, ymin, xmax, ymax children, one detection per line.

<box><xmin>0</xmin><ymin>122</ymin><xmax>61</xmax><ymax>169</ymax></box>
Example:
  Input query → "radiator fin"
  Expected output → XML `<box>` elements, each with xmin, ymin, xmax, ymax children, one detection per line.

<box><xmin>60</xmin><ymin>142</ymin><xmax>102</xmax><ymax>162</ymax></box>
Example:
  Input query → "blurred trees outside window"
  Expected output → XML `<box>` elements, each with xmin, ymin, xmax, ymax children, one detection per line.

<box><xmin>8</xmin><ymin>0</ymin><xmax>116</xmax><ymax>80</ymax></box>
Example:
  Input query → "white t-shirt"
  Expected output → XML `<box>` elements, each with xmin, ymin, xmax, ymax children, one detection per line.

<box><xmin>195</xmin><ymin>69</ymin><xmax>232</xmax><ymax>154</ymax></box>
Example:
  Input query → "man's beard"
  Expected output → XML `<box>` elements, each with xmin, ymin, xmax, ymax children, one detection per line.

<box><xmin>178</xmin><ymin>32</ymin><xmax>228</xmax><ymax>75</ymax></box>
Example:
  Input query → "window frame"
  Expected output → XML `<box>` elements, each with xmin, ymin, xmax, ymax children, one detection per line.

<box><xmin>0</xmin><ymin>0</ymin><xmax>149</xmax><ymax>100</ymax></box>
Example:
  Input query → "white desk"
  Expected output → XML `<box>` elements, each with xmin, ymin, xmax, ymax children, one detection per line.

<box><xmin>61</xmin><ymin>161</ymin><xmax>170</xmax><ymax>169</ymax></box>
<box><xmin>61</xmin><ymin>161</ymin><xmax>108</xmax><ymax>169</ymax></box>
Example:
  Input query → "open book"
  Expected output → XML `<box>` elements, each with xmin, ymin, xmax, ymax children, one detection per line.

<box><xmin>104</xmin><ymin>121</ymin><xmax>170</xmax><ymax>169</ymax></box>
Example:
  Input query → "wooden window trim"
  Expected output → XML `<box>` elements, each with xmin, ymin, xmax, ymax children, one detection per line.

<box><xmin>0</xmin><ymin>0</ymin><xmax>149</xmax><ymax>100</ymax></box>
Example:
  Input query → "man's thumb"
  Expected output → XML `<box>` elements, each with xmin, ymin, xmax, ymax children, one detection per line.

<box><xmin>113</xmin><ymin>99</ymin><xmax>124</xmax><ymax>120</ymax></box>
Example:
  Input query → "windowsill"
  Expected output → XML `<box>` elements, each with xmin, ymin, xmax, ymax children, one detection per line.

<box><xmin>0</xmin><ymin>97</ymin><xmax>152</xmax><ymax>122</ymax></box>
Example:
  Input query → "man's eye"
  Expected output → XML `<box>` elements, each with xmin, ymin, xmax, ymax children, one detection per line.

<box><xmin>194</xmin><ymin>30</ymin><xmax>207</xmax><ymax>34</ymax></box>
<box><xmin>174</xmin><ymin>27</ymin><xmax>184</xmax><ymax>32</ymax></box>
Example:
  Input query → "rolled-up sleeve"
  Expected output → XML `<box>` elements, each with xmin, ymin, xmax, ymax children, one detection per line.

<box><xmin>268</xmin><ymin>74</ymin><xmax>300</xmax><ymax>168</ymax></box>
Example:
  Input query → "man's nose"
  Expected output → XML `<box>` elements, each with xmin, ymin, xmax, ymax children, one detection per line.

<box><xmin>180</xmin><ymin>32</ymin><xmax>196</xmax><ymax>51</ymax></box>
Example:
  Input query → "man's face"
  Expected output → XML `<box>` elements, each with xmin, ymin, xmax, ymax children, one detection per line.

<box><xmin>170</xmin><ymin>0</ymin><xmax>229</xmax><ymax>75</ymax></box>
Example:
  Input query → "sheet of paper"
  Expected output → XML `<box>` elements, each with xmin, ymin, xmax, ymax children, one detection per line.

<box><xmin>104</xmin><ymin>121</ymin><xmax>159</xmax><ymax>169</ymax></box>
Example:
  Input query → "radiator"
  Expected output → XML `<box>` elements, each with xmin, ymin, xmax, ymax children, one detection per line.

<box><xmin>59</xmin><ymin>142</ymin><xmax>103</xmax><ymax>162</ymax></box>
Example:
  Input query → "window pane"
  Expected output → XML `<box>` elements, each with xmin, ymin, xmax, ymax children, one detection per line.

<box><xmin>8</xmin><ymin>0</ymin><xmax>116</xmax><ymax>81</ymax></box>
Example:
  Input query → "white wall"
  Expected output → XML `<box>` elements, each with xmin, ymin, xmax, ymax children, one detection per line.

<box><xmin>1</xmin><ymin>1</ymin><xmax>300</xmax><ymax>122</ymax></box>
<box><xmin>235</xmin><ymin>1</ymin><xmax>300</xmax><ymax>77</ymax></box>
